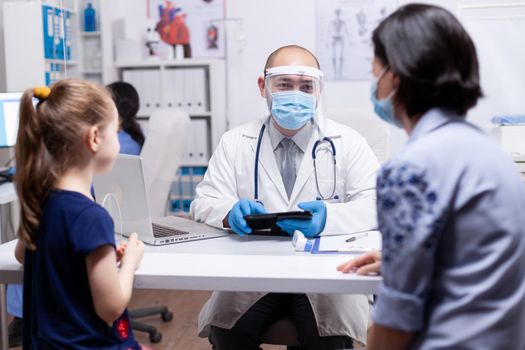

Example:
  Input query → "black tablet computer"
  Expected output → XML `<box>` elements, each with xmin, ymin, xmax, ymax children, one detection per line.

<box><xmin>244</xmin><ymin>211</ymin><xmax>312</xmax><ymax>236</ymax></box>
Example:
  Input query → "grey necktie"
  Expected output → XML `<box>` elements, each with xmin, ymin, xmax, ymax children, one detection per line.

<box><xmin>280</xmin><ymin>138</ymin><xmax>296</xmax><ymax>199</ymax></box>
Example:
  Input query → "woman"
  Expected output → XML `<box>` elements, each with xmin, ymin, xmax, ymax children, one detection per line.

<box><xmin>107</xmin><ymin>82</ymin><xmax>145</xmax><ymax>155</ymax></box>
<box><xmin>339</xmin><ymin>4</ymin><xmax>525</xmax><ymax>349</ymax></box>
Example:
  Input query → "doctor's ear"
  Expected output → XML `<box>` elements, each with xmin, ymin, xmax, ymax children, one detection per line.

<box><xmin>86</xmin><ymin>125</ymin><xmax>101</xmax><ymax>153</ymax></box>
<box><xmin>258</xmin><ymin>76</ymin><xmax>266</xmax><ymax>97</ymax></box>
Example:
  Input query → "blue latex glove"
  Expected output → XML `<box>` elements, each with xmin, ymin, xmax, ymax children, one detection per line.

<box><xmin>228</xmin><ymin>199</ymin><xmax>267</xmax><ymax>235</ymax></box>
<box><xmin>277</xmin><ymin>200</ymin><xmax>327</xmax><ymax>238</ymax></box>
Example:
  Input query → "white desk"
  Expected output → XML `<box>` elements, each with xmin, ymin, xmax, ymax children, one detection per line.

<box><xmin>0</xmin><ymin>234</ymin><xmax>381</xmax><ymax>346</ymax></box>
<box><xmin>0</xmin><ymin>183</ymin><xmax>16</xmax><ymax>206</ymax></box>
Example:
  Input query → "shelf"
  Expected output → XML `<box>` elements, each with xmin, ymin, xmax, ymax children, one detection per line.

<box><xmin>81</xmin><ymin>69</ymin><xmax>103</xmax><ymax>74</ymax></box>
<box><xmin>114</xmin><ymin>58</ymin><xmax>224</xmax><ymax>69</ymax></box>
<box><xmin>45</xmin><ymin>59</ymin><xmax>78</xmax><ymax>66</ymax></box>
<box><xmin>137</xmin><ymin>112</ymin><xmax>212</xmax><ymax>119</ymax></box>
<box><xmin>178</xmin><ymin>163</ymin><xmax>209</xmax><ymax>167</ymax></box>
<box><xmin>80</xmin><ymin>31</ymin><xmax>101</xmax><ymax>37</ymax></box>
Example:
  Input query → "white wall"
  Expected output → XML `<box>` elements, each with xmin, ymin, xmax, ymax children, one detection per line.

<box><xmin>106</xmin><ymin>0</ymin><xmax>524</xmax><ymax>155</ymax></box>
<box><xmin>225</xmin><ymin>0</ymin><xmax>455</xmax><ymax>155</ymax></box>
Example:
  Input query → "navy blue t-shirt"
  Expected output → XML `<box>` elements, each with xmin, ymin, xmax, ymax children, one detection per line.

<box><xmin>22</xmin><ymin>190</ymin><xmax>140</xmax><ymax>349</ymax></box>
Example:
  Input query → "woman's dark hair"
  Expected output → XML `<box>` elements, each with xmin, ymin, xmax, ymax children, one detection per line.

<box><xmin>372</xmin><ymin>4</ymin><xmax>483</xmax><ymax>117</ymax></box>
<box><xmin>106</xmin><ymin>81</ymin><xmax>145</xmax><ymax>146</ymax></box>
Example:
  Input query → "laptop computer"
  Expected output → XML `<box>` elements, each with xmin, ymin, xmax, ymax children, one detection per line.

<box><xmin>93</xmin><ymin>154</ymin><xmax>229</xmax><ymax>245</ymax></box>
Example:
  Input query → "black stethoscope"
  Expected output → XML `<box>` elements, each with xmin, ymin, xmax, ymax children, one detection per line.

<box><xmin>254</xmin><ymin>121</ymin><xmax>338</xmax><ymax>203</ymax></box>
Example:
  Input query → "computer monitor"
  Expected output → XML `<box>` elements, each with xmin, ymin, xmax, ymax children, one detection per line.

<box><xmin>0</xmin><ymin>92</ymin><xmax>38</xmax><ymax>148</ymax></box>
<box><xmin>0</xmin><ymin>92</ymin><xmax>23</xmax><ymax>148</ymax></box>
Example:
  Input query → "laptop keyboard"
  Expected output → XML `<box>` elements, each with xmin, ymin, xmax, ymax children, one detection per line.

<box><xmin>152</xmin><ymin>223</ymin><xmax>186</xmax><ymax>238</ymax></box>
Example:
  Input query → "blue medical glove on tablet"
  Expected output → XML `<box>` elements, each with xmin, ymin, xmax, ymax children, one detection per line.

<box><xmin>228</xmin><ymin>199</ymin><xmax>267</xmax><ymax>235</ymax></box>
<box><xmin>277</xmin><ymin>200</ymin><xmax>327</xmax><ymax>238</ymax></box>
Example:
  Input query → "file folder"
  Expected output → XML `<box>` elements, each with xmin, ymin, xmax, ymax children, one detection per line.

<box><xmin>192</xmin><ymin>68</ymin><xmax>208</xmax><ymax>114</ymax></box>
<box><xmin>193</xmin><ymin>118</ymin><xmax>209</xmax><ymax>164</ymax></box>
<box><xmin>42</xmin><ymin>5</ymin><xmax>55</xmax><ymax>59</ymax></box>
<box><xmin>54</xmin><ymin>7</ymin><xmax>64</xmax><ymax>60</ymax></box>
<box><xmin>184</xmin><ymin>69</ymin><xmax>194</xmax><ymax>114</ymax></box>
<box><xmin>162</xmin><ymin>69</ymin><xmax>177</xmax><ymax>108</ymax></box>
<box><xmin>173</xmin><ymin>69</ymin><xmax>185</xmax><ymax>110</ymax></box>
<box><xmin>65</xmin><ymin>10</ymin><xmax>72</xmax><ymax>60</ymax></box>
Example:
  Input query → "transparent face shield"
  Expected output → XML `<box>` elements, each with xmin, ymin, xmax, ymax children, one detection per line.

<box><xmin>265</xmin><ymin>65</ymin><xmax>323</xmax><ymax>100</ymax></box>
<box><xmin>264</xmin><ymin>66</ymin><xmax>324</xmax><ymax>130</ymax></box>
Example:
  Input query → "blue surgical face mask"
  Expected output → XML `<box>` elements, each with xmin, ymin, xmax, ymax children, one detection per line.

<box><xmin>270</xmin><ymin>91</ymin><xmax>316</xmax><ymax>130</ymax></box>
<box><xmin>370</xmin><ymin>69</ymin><xmax>403</xmax><ymax>128</ymax></box>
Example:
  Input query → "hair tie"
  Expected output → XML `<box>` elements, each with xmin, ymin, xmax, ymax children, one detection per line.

<box><xmin>33</xmin><ymin>86</ymin><xmax>51</xmax><ymax>100</ymax></box>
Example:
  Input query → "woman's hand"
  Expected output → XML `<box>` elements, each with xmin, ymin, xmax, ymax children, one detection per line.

<box><xmin>337</xmin><ymin>250</ymin><xmax>381</xmax><ymax>275</ymax></box>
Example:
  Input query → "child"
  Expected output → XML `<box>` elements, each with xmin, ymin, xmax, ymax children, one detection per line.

<box><xmin>14</xmin><ymin>80</ymin><xmax>147</xmax><ymax>349</ymax></box>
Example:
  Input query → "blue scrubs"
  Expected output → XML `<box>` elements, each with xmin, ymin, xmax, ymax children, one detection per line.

<box><xmin>6</xmin><ymin>284</ymin><xmax>22</xmax><ymax>318</ymax></box>
<box><xmin>373</xmin><ymin>108</ymin><xmax>525</xmax><ymax>349</ymax></box>
<box><xmin>118</xmin><ymin>130</ymin><xmax>141</xmax><ymax>156</ymax></box>
<box><xmin>22</xmin><ymin>190</ymin><xmax>140</xmax><ymax>349</ymax></box>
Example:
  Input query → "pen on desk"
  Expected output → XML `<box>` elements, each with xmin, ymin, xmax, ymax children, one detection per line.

<box><xmin>345</xmin><ymin>232</ymin><xmax>368</xmax><ymax>243</ymax></box>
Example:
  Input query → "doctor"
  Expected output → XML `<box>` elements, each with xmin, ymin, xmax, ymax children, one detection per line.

<box><xmin>190</xmin><ymin>45</ymin><xmax>379</xmax><ymax>349</ymax></box>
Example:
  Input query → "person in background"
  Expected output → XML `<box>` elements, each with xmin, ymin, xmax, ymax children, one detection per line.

<box><xmin>14</xmin><ymin>80</ymin><xmax>149</xmax><ymax>349</ymax></box>
<box><xmin>107</xmin><ymin>81</ymin><xmax>145</xmax><ymax>156</ymax></box>
<box><xmin>338</xmin><ymin>4</ymin><xmax>525</xmax><ymax>349</ymax></box>
<box><xmin>191</xmin><ymin>45</ymin><xmax>379</xmax><ymax>350</ymax></box>
<box><xmin>6</xmin><ymin>284</ymin><xmax>23</xmax><ymax>347</ymax></box>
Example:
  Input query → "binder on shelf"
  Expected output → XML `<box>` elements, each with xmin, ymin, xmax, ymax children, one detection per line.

<box><xmin>183</xmin><ymin>68</ymin><xmax>194</xmax><ymax>113</ymax></box>
<box><xmin>122</xmin><ymin>70</ymin><xmax>145</xmax><ymax>116</ymax></box>
<box><xmin>65</xmin><ymin>10</ymin><xmax>72</xmax><ymax>61</ymax></box>
<box><xmin>45</xmin><ymin>62</ymin><xmax>51</xmax><ymax>86</ymax></box>
<box><xmin>162</xmin><ymin>69</ymin><xmax>177</xmax><ymax>108</ymax></box>
<box><xmin>173</xmin><ymin>69</ymin><xmax>185</xmax><ymax>110</ymax></box>
<box><xmin>52</xmin><ymin>63</ymin><xmax>61</xmax><ymax>84</ymax></box>
<box><xmin>193</xmin><ymin>119</ymin><xmax>209</xmax><ymax>164</ymax></box>
<box><xmin>182</xmin><ymin>119</ymin><xmax>195</xmax><ymax>164</ymax></box>
<box><xmin>192</xmin><ymin>68</ymin><xmax>208</xmax><ymax>114</ymax></box>
<box><xmin>150</xmin><ymin>69</ymin><xmax>162</xmax><ymax>110</ymax></box>
<box><xmin>138</xmin><ymin>70</ymin><xmax>150</xmax><ymax>115</ymax></box>
<box><xmin>54</xmin><ymin>7</ymin><xmax>64</xmax><ymax>60</ymax></box>
<box><xmin>42</xmin><ymin>5</ymin><xmax>55</xmax><ymax>59</ymax></box>
<box><xmin>138</xmin><ymin>69</ymin><xmax>161</xmax><ymax>114</ymax></box>
<box><xmin>169</xmin><ymin>165</ymin><xmax>207</xmax><ymax>213</ymax></box>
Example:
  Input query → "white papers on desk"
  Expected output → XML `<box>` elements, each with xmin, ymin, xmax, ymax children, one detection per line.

<box><xmin>312</xmin><ymin>230</ymin><xmax>381</xmax><ymax>254</ymax></box>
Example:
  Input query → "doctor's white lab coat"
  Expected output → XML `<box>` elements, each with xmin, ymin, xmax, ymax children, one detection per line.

<box><xmin>190</xmin><ymin>115</ymin><xmax>380</xmax><ymax>343</ymax></box>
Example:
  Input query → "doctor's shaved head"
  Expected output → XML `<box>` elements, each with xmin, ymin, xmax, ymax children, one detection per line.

<box><xmin>264</xmin><ymin>45</ymin><xmax>320</xmax><ymax>74</ymax></box>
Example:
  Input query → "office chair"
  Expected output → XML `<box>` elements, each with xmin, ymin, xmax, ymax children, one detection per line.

<box><xmin>129</xmin><ymin>108</ymin><xmax>191</xmax><ymax>343</ymax></box>
<box><xmin>328</xmin><ymin>108</ymin><xmax>390</xmax><ymax>164</ymax></box>
<box><xmin>261</xmin><ymin>317</ymin><xmax>365</xmax><ymax>349</ymax></box>
<box><xmin>128</xmin><ymin>307</ymin><xmax>173</xmax><ymax>343</ymax></box>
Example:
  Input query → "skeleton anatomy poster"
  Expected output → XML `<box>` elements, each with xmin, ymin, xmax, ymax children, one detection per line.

<box><xmin>316</xmin><ymin>0</ymin><xmax>398</xmax><ymax>81</ymax></box>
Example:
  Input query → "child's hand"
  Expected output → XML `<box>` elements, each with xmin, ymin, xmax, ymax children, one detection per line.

<box><xmin>337</xmin><ymin>250</ymin><xmax>381</xmax><ymax>275</ymax></box>
<box><xmin>116</xmin><ymin>242</ymin><xmax>128</xmax><ymax>262</ymax></box>
<box><xmin>120</xmin><ymin>232</ymin><xmax>144</xmax><ymax>268</ymax></box>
